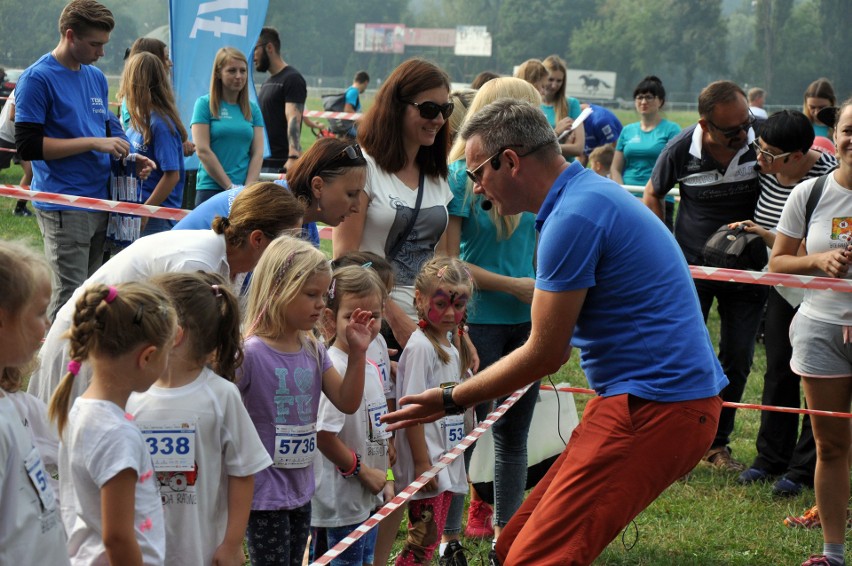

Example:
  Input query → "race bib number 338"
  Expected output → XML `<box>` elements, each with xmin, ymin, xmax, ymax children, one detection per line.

<box><xmin>138</xmin><ymin>421</ymin><xmax>196</xmax><ymax>472</ymax></box>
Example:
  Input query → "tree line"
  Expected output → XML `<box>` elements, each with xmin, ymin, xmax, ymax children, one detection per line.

<box><xmin>0</xmin><ymin>0</ymin><xmax>847</xmax><ymax>104</ymax></box>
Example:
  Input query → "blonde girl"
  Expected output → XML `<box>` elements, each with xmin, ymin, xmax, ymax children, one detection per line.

<box><xmin>393</xmin><ymin>257</ymin><xmax>474</xmax><ymax>566</ymax></box>
<box><xmin>541</xmin><ymin>54</ymin><xmax>586</xmax><ymax>160</ymax></box>
<box><xmin>127</xmin><ymin>272</ymin><xmax>271</xmax><ymax>566</ymax></box>
<box><xmin>192</xmin><ymin>46</ymin><xmax>264</xmax><ymax>206</ymax></box>
<box><xmin>0</xmin><ymin>241</ymin><xmax>68</xmax><ymax>565</ymax></box>
<box><xmin>312</xmin><ymin>265</ymin><xmax>394</xmax><ymax>565</ymax></box>
<box><xmin>239</xmin><ymin>235</ymin><xmax>375</xmax><ymax>566</ymax></box>
<box><xmin>49</xmin><ymin>282</ymin><xmax>178</xmax><ymax>565</ymax></box>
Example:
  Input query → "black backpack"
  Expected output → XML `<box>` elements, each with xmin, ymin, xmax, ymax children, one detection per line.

<box><xmin>321</xmin><ymin>92</ymin><xmax>354</xmax><ymax>136</ymax></box>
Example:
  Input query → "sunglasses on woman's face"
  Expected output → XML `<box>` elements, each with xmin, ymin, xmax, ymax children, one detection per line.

<box><xmin>405</xmin><ymin>100</ymin><xmax>455</xmax><ymax>120</ymax></box>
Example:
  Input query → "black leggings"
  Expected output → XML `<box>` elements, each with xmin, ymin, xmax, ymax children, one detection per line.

<box><xmin>246</xmin><ymin>503</ymin><xmax>312</xmax><ymax>566</ymax></box>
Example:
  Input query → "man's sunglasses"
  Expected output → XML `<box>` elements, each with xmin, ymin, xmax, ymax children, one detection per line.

<box><xmin>405</xmin><ymin>100</ymin><xmax>455</xmax><ymax>120</ymax></box>
<box><xmin>705</xmin><ymin>113</ymin><xmax>756</xmax><ymax>139</ymax></box>
<box><xmin>465</xmin><ymin>141</ymin><xmax>551</xmax><ymax>184</ymax></box>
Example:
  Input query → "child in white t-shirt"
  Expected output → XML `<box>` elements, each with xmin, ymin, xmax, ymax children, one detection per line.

<box><xmin>127</xmin><ymin>272</ymin><xmax>271</xmax><ymax>566</ymax></box>
<box><xmin>0</xmin><ymin>241</ymin><xmax>68</xmax><ymax>565</ymax></box>
<box><xmin>312</xmin><ymin>265</ymin><xmax>394</xmax><ymax>564</ymax></box>
<box><xmin>393</xmin><ymin>258</ymin><xmax>474</xmax><ymax>566</ymax></box>
<box><xmin>49</xmin><ymin>282</ymin><xmax>178</xmax><ymax>565</ymax></box>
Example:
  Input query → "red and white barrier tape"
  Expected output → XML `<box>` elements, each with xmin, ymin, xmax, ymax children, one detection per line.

<box><xmin>540</xmin><ymin>384</ymin><xmax>852</xmax><ymax>420</ymax></box>
<box><xmin>310</xmin><ymin>384</ymin><xmax>533</xmax><ymax>565</ymax></box>
<box><xmin>304</xmin><ymin>109</ymin><xmax>362</xmax><ymax>121</ymax></box>
<box><xmin>0</xmin><ymin>186</ymin><xmax>188</xmax><ymax>220</ymax></box>
<box><xmin>689</xmin><ymin>265</ymin><xmax>852</xmax><ymax>292</ymax></box>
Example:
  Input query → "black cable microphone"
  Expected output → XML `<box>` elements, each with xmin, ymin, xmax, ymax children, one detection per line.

<box><xmin>753</xmin><ymin>163</ymin><xmax>762</xmax><ymax>172</ymax></box>
<box><xmin>480</xmin><ymin>199</ymin><xmax>493</xmax><ymax>211</ymax></box>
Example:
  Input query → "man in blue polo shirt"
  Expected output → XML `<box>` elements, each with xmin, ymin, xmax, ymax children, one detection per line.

<box><xmin>15</xmin><ymin>0</ymin><xmax>154</xmax><ymax>319</ymax></box>
<box><xmin>643</xmin><ymin>80</ymin><xmax>766</xmax><ymax>473</ymax></box>
<box><xmin>381</xmin><ymin>99</ymin><xmax>726</xmax><ymax>566</ymax></box>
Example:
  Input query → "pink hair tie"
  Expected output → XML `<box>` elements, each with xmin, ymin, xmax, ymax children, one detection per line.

<box><xmin>104</xmin><ymin>286</ymin><xmax>119</xmax><ymax>304</ymax></box>
<box><xmin>67</xmin><ymin>360</ymin><xmax>82</xmax><ymax>376</ymax></box>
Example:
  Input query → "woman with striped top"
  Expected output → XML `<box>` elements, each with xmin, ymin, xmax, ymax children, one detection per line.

<box><xmin>731</xmin><ymin>110</ymin><xmax>837</xmax><ymax>496</ymax></box>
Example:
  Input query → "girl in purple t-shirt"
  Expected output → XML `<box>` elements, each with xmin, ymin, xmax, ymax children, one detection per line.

<box><xmin>238</xmin><ymin>236</ymin><xmax>375</xmax><ymax>566</ymax></box>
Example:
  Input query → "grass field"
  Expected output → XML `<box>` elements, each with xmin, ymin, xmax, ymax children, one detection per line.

<box><xmin>0</xmin><ymin>151</ymin><xmax>827</xmax><ymax>564</ymax></box>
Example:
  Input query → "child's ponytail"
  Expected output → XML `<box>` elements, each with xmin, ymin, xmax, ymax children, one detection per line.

<box><xmin>149</xmin><ymin>272</ymin><xmax>244</xmax><ymax>382</ymax></box>
<box><xmin>49</xmin><ymin>282</ymin><xmax>177</xmax><ymax>436</ymax></box>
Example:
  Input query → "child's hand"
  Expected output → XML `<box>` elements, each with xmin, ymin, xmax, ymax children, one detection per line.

<box><xmin>382</xmin><ymin>480</ymin><xmax>395</xmax><ymax>503</ymax></box>
<box><xmin>345</xmin><ymin>308</ymin><xmax>375</xmax><ymax>353</ymax></box>
<box><xmin>388</xmin><ymin>437</ymin><xmax>397</xmax><ymax>467</ymax></box>
<box><xmin>357</xmin><ymin>465</ymin><xmax>388</xmax><ymax>495</ymax></box>
<box><xmin>212</xmin><ymin>541</ymin><xmax>245</xmax><ymax>566</ymax></box>
<box><xmin>415</xmin><ymin>461</ymin><xmax>438</xmax><ymax>492</ymax></box>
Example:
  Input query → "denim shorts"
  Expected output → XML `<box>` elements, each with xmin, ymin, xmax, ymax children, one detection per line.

<box><xmin>790</xmin><ymin>312</ymin><xmax>852</xmax><ymax>377</ymax></box>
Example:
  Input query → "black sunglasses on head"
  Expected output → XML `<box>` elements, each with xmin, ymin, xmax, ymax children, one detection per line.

<box><xmin>316</xmin><ymin>144</ymin><xmax>365</xmax><ymax>174</ymax></box>
<box><xmin>405</xmin><ymin>100</ymin><xmax>455</xmax><ymax>120</ymax></box>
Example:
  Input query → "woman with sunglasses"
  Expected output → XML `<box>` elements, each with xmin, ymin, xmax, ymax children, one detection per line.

<box><xmin>174</xmin><ymin>137</ymin><xmax>367</xmax><ymax>242</ymax></box>
<box><xmin>611</xmin><ymin>76</ymin><xmax>681</xmax><ymax>230</ymax></box>
<box><xmin>191</xmin><ymin>47</ymin><xmax>265</xmax><ymax>207</ymax></box>
<box><xmin>333</xmin><ymin>58</ymin><xmax>455</xmax><ymax>352</ymax></box>
<box><xmin>730</xmin><ymin>110</ymin><xmax>838</xmax><ymax>502</ymax></box>
<box><xmin>769</xmin><ymin>100</ymin><xmax>852</xmax><ymax>566</ymax></box>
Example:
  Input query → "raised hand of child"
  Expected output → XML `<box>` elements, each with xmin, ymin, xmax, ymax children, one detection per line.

<box><xmin>344</xmin><ymin>308</ymin><xmax>375</xmax><ymax>353</ymax></box>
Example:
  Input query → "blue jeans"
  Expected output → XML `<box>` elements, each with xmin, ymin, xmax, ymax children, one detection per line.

<box><xmin>444</xmin><ymin>322</ymin><xmax>538</xmax><ymax>533</ymax></box>
<box><xmin>315</xmin><ymin>523</ymin><xmax>377</xmax><ymax>566</ymax></box>
<box><xmin>140</xmin><ymin>217</ymin><xmax>176</xmax><ymax>237</ymax></box>
<box><xmin>695</xmin><ymin>279</ymin><xmax>768</xmax><ymax>448</ymax></box>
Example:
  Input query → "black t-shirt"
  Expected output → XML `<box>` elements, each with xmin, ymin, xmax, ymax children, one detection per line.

<box><xmin>257</xmin><ymin>66</ymin><xmax>307</xmax><ymax>161</ymax></box>
<box><xmin>650</xmin><ymin>124</ymin><xmax>759</xmax><ymax>265</ymax></box>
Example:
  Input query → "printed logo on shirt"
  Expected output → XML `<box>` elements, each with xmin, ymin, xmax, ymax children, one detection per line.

<box><xmin>830</xmin><ymin>218</ymin><xmax>852</xmax><ymax>246</ymax></box>
<box><xmin>91</xmin><ymin>97</ymin><xmax>105</xmax><ymax>114</ymax></box>
<box><xmin>274</xmin><ymin>366</ymin><xmax>315</xmax><ymax>423</ymax></box>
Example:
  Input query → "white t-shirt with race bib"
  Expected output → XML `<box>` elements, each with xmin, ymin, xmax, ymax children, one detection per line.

<box><xmin>776</xmin><ymin>173</ymin><xmax>852</xmax><ymax>325</ymax></box>
<box><xmin>127</xmin><ymin>368</ymin><xmax>271</xmax><ymax>566</ymax></box>
<box><xmin>311</xmin><ymin>347</ymin><xmax>390</xmax><ymax>527</ymax></box>
<box><xmin>392</xmin><ymin>330</ymin><xmax>467</xmax><ymax>500</ymax></box>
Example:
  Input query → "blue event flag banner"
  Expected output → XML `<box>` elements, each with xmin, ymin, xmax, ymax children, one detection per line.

<box><xmin>169</xmin><ymin>0</ymin><xmax>269</xmax><ymax>170</ymax></box>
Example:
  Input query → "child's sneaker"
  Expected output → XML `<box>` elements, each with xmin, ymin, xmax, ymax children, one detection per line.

<box><xmin>785</xmin><ymin>505</ymin><xmax>852</xmax><ymax>529</ymax></box>
<box><xmin>488</xmin><ymin>548</ymin><xmax>502</xmax><ymax>566</ymax></box>
<box><xmin>464</xmin><ymin>500</ymin><xmax>494</xmax><ymax>538</ymax></box>
<box><xmin>786</xmin><ymin>505</ymin><xmax>822</xmax><ymax>529</ymax></box>
<box><xmin>801</xmin><ymin>554</ymin><xmax>845</xmax><ymax>566</ymax></box>
<box><xmin>439</xmin><ymin>540</ymin><xmax>468</xmax><ymax>566</ymax></box>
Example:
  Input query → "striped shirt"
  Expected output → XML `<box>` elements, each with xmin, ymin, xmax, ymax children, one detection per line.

<box><xmin>753</xmin><ymin>151</ymin><xmax>837</xmax><ymax>230</ymax></box>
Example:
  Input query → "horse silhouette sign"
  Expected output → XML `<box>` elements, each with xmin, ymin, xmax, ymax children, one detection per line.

<box><xmin>565</xmin><ymin>69</ymin><xmax>617</xmax><ymax>100</ymax></box>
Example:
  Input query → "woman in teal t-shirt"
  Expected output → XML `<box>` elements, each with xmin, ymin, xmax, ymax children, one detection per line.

<box><xmin>802</xmin><ymin>77</ymin><xmax>836</xmax><ymax>141</ymax></box>
<box><xmin>191</xmin><ymin>47</ymin><xmax>264</xmax><ymax>207</ymax></box>
<box><xmin>541</xmin><ymin>55</ymin><xmax>584</xmax><ymax>161</ymax></box>
<box><xmin>612</xmin><ymin>76</ymin><xmax>681</xmax><ymax>230</ymax></box>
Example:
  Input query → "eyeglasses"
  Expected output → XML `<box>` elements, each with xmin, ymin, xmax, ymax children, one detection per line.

<box><xmin>404</xmin><ymin>100</ymin><xmax>455</xmax><ymax>120</ymax></box>
<box><xmin>634</xmin><ymin>94</ymin><xmax>657</xmax><ymax>102</ymax></box>
<box><xmin>465</xmin><ymin>141</ymin><xmax>551</xmax><ymax>184</ymax></box>
<box><xmin>705</xmin><ymin>112</ymin><xmax>756</xmax><ymax>139</ymax></box>
<box><xmin>750</xmin><ymin>140</ymin><xmax>792</xmax><ymax>166</ymax></box>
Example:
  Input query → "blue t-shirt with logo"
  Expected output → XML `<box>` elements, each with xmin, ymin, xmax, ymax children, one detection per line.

<box><xmin>15</xmin><ymin>53</ymin><xmax>114</xmax><ymax>210</ymax></box>
<box><xmin>344</xmin><ymin>86</ymin><xmax>361</xmax><ymax>112</ymax></box>
<box><xmin>126</xmin><ymin>113</ymin><xmax>185</xmax><ymax>209</ymax></box>
<box><xmin>191</xmin><ymin>95</ymin><xmax>264</xmax><ymax>191</ymax></box>
<box><xmin>535</xmin><ymin>162</ymin><xmax>727</xmax><ymax>401</ymax></box>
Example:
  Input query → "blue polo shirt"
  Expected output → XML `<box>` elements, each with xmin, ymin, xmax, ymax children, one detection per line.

<box><xmin>535</xmin><ymin>161</ymin><xmax>727</xmax><ymax>401</ymax></box>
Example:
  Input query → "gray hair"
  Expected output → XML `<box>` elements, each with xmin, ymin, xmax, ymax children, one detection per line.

<box><xmin>459</xmin><ymin>98</ymin><xmax>559</xmax><ymax>158</ymax></box>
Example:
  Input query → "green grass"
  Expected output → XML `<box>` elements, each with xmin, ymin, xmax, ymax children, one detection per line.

<box><xmin>0</xmin><ymin>119</ymin><xmax>821</xmax><ymax>565</ymax></box>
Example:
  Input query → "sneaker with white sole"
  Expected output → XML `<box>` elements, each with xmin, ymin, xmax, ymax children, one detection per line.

<box><xmin>439</xmin><ymin>540</ymin><xmax>468</xmax><ymax>566</ymax></box>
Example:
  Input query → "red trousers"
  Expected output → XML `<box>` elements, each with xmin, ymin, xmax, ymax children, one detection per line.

<box><xmin>496</xmin><ymin>394</ymin><xmax>722</xmax><ymax>566</ymax></box>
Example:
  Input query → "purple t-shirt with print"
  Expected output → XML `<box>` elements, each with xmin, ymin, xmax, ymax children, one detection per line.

<box><xmin>238</xmin><ymin>335</ymin><xmax>332</xmax><ymax>510</ymax></box>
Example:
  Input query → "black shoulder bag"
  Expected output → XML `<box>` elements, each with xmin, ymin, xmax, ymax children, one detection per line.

<box><xmin>386</xmin><ymin>170</ymin><xmax>425</xmax><ymax>262</ymax></box>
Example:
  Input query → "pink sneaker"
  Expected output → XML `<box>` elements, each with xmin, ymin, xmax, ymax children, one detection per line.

<box><xmin>464</xmin><ymin>500</ymin><xmax>494</xmax><ymax>538</ymax></box>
